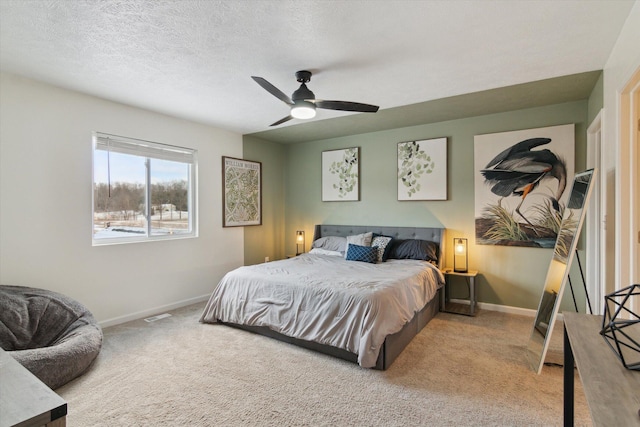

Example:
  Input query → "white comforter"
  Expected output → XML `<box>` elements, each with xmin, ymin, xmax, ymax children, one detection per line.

<box><xmin>200</xmin><ymin>253</ymin><xmax>444</xmax><ymax>367</ymax></box>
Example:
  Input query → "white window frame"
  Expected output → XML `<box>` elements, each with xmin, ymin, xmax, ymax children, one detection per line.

<box><xmin>92</xmin><ymin>132</ymin><xmax>198</xmax><ymax>246</ymax></box>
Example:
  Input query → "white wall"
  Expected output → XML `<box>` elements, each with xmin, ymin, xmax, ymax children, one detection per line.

<box><xmin>0</xmin><ymin>73</ymin><xmax>244</xmax><ymax>325</ymax></box>
<box><xmin>602</xmin><ymin>1</ymin><xmax>640</xmax><ymax>293</ymax></box>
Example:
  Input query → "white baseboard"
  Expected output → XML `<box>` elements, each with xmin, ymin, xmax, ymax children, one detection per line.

<box><xmin>99</xmin><ymin>294</ymin><xmax>210</xmax><ymax>328</ymax></box>
<box><xmin>449</xmin><ymin>298</ymin><xmax>537</xmax><ymax>317</ymax></box>
<box><xmin>101</xmin><ymin>295</ymin><xmax>544</xmax><ymax>328</ymax></box>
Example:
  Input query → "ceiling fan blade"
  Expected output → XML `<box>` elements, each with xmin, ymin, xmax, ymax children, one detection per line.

<box><xmin>270</xmin><ymin>115</ymin><xmax>294</xmax><ymax>127</ymax></box>
<box><xmin>252</xmin><ymin>76</ymin><xmax>293</xmax><ymax>105</ymax></box>
<box><xmin>313</xmin><ymin>100</ymin><xmax>379</xmax><ymax>113</ymax></box>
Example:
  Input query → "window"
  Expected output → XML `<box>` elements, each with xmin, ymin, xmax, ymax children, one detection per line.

<box><xmin>92</xmin><ymin>132</ymin><xmax>197</xmax><ymax>245</ymax></box>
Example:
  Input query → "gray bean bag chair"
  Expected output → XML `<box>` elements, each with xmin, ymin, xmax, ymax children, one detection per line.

<box><xmin>0</xmin><ymin>285</ymin><xmax>103</xmax><ymax>390</ymax></box>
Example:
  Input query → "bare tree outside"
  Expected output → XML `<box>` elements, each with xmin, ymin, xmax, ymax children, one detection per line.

<box><xmin>92</xmin><ymin>134</ymin><xmax>195</xmax><ymax>241</ymax></box>
<box><xmin>93</xmin><ymin>180</ymin><xmax>189</xmax><ymax>236</ymax></box>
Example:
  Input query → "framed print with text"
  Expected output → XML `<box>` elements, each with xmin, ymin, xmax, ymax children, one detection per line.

<box><xmin>223</xmin><ymin>156</ymin><xmax>261</xmax><ymax>227</ymax></box>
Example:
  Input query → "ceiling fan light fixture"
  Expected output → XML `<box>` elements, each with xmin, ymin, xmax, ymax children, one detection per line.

<box><xmin>252</xmin><ymin>71</ymin><xmax>379</xmax><ymax>126</ymax></box>
<box><xmin>290</xmin><ymin>101</ymin><xmax>316</xmax><ymax>119</ymax></box>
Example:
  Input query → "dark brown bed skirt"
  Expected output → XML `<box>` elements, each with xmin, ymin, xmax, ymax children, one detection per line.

<box><xmin>219</xmin><ymin>289</ymin><xmax>441</xmax><ymax>370</ymax></box>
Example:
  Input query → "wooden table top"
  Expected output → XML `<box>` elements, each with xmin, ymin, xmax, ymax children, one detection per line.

<box><xmin>0</xmin><ymin>348</ymin><xmax>67</xmax><ymax>427</ymax></box>
<box><xmin>563</xmin><ymin>313</ymin><xmax>640</xmax><ymax>426</ymax></box>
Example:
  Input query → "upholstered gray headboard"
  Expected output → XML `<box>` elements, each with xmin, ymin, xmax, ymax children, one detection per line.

<box><xmin>313</xmin><ymin>224</ymin><xmax>446</xmax><ymax>269</ymax></box>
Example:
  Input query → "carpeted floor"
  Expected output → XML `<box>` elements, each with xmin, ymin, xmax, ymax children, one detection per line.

<box><xmin>57</xmin><ymin>302</ymin><xmax>591</xmax><ymax>426</ymax></box>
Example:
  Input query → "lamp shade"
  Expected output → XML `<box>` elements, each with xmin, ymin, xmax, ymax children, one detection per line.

<box><xmin>296</xmin><ymin>230</ymin><xmax>305</xmax><ymax>255</ymax></box>
<box><xmin>291</xmin><ymin>101</ymin><xmax>316</xmax><ymax>119</ymax></box>
<box><xmin>454</xmin><ymin>238</ymin><xmax>468</xmax><ymax>273</ymax></box>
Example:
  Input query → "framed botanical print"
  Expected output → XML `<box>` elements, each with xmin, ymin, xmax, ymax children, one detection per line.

<box><xmin>322</xmin><ymin>147</ymin><xmax>360</xmax><ymax>201</ymax></box>
<box><xmin>397</xmin><ymin>138</ymin><xmax>447</xmax><ymax>200</ymax></box>
<box><xmin>222</xmin><ymin>156</ymin><xmax>261</xmax><ymax>227</ymax></box>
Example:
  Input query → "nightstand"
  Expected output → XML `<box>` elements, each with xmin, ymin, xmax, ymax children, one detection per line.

<box><xmin>440</xmin><ymin>269</ymin><xmax>479</xmax><ymax>316</ymax></box>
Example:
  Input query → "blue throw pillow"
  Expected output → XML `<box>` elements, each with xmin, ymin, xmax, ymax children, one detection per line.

<box><xmin>345</xmin><ymin>244</ymin><xmax>378</xmax><ymax>264</ymax></box>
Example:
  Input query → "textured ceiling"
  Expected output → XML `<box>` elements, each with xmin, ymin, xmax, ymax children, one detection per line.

<box><xmin>249</xmin><ymin>70</ymin><xmax>603</xmax><ymax>144</ymax></box>
<box><xmin>0</xmin><ymin>0</ymin><xmax>635</xmax><ymax>140</ymax></box>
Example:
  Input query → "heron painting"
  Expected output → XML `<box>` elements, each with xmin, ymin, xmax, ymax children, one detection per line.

<box><xmin>474</xmin><ymin>124</ymin><xmax>575</xmax><ymax>248</ymax></box>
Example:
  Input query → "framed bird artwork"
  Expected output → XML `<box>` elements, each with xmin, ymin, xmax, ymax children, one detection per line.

<box><xmin>473</xmin><ymin>124</ymin><xmax>575</xmax><ymax>248</ymax></box>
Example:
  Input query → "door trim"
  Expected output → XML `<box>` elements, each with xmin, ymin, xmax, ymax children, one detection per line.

<box><xmin>586</xmin><ymin>109</ymin><xmax>604</xmax><ymax>314</ymax></box>
<box><xmin>617</xmin><ymin>66</ymin><xmax>640</xmax><ymax>315</ymax></box>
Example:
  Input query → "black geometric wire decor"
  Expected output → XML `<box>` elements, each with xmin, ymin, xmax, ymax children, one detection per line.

<box><xmin>600</xmin><ymin>284</ymin><xmax>640</xmax><ymax>371</ymax></box>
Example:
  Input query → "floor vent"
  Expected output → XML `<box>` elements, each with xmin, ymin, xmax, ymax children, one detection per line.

<box><xmin>144</xmin><ymin>313</ymin><xmax>172</xmax><ymax>323</ymax></box>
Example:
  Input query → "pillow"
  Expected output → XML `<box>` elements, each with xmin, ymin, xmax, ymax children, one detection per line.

<box><xmin>371</xmin><ymin>235</ymin><xmax>393</xmax><ymax>263</ymax></box>
<box><xmin>309</xmin><ymin>248</ymin><xmax>343</xmax><ymax>257</ymax></box>
<box><xmin>346</xmin><ymin>232</ymin><xmax>373</xmax><ymax>247</ymax></box>
<box><xmin>345</xmin><ymin>244</ymin><xmax>378</xmax><ymax>264</ymax></box>
<box><xmin>388</xmin><ymin>239</ymin><xmax>439</xmax><ymax>263</ymax></box>
<box><xmin>311</xmin><ymin>236</ymin><xmax>347</xmax><ymax>252</ymax></box>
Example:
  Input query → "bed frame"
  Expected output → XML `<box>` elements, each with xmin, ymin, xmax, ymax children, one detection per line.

<box><xmin>222</xmin><ymin>224</ymin><xmax>446</xmax><ymax>370</ymax></box>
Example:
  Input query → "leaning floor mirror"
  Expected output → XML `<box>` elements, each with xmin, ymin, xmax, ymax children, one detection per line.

<box><xmin>526</xmin><ymin>169</ymin><xmax>596</xmax><ymax>374</ymax></box>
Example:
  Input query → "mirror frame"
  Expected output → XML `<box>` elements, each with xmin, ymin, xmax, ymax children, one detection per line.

<box><xmin>526</xmin><ymin>169</ymin><xmax>596</xmax><ymax>374</ymax></box>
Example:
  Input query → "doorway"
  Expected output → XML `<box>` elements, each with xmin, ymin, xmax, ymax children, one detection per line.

<box><xmin>618</xmin><ymin>66</ymin><xmax>640</xmax><ymax>314</ymax></box>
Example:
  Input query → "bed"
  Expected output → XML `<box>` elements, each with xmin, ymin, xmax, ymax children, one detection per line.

<box><xmin>200</xmin><ymin>224</ymin><xmax>445</xmax><ymax>370</ymax></box>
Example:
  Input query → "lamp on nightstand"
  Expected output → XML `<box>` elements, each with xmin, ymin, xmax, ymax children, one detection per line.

<box><xmin>454</xmin><ymin>238</ymin><xmax>468</xmax><ymax>273</ymax></box>
<box><xmin>296</xmin><ymin>230</ymin><xmax>305</xmax><ymax>255</ymax></box>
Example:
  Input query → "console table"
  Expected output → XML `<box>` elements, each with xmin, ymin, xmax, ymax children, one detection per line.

<box><xmin>0</xmin><ymin>348</ymin><xmax>67</xmax><ymax>427</ymax></box>
<box><xmin>563</xmin><ymin>313</ymin><xmax>640</xmax><ymax>426</ymax></box>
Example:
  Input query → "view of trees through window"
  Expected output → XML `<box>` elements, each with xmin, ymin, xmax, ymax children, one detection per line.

<box><xmin>92</xmin><ymin>135</ymin><xmax>195</xmax><ymax>242</ymax></box>
<box><xmin>93</xmin><ymin>180</ymin><xmax>189</xmax><ymax>234</ymax></box>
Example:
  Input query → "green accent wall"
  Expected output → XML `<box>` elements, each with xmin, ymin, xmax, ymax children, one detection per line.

<box><xmin>244</xmin><ymin>99</ymin><xmax>601</xmax><ymax>311</ymax></box>
<box><xmin>242</xmin><ymin>135</ymin><xmax>286</xmax><ymax>266</ymax></box>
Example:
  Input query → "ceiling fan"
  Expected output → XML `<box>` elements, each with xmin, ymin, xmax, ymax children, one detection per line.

<box><xmin>251</xmin><ymin>70</ymin><xmax>380</xmax><ymax>127</ymax></box>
